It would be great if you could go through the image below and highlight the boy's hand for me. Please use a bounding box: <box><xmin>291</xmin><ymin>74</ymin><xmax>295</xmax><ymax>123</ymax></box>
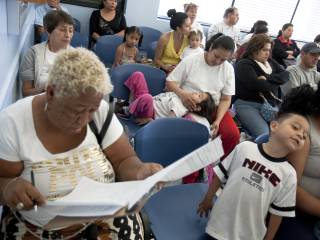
<box><xmin>197</xmin><ymin>196</ymin><xmax>213</xmax><ymax>218</ymax></box>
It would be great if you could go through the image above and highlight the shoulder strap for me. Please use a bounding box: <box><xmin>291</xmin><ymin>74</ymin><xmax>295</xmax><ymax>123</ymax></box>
<box><xmin>89</xmin><ymin>103</ymin><xmax>114</xmax><ymax>146</ymax></box>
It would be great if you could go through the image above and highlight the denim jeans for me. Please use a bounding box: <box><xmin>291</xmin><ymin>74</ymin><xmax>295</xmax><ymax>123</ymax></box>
<box><xmin>234</xmin><ymin>99</ymin><xmax>269</xmax><ymax>139</ymax></box>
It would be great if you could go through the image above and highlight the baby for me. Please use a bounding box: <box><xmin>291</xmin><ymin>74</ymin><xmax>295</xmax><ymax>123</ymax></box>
<box><xmin>180</xmin><ymin>29</ymin><xmax>204</xmax><ymax>59</ymax></box>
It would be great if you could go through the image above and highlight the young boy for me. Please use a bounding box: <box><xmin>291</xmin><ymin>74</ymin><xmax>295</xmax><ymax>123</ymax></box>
<box><xmin>197</xmin><ymin>111</ymin><xmax>310</xmax><ymax>240</ymax></box>
<box><xmin>180</xmin><ymin>29</ymin><xmax>204</xmax><ymax>59</ymax></box>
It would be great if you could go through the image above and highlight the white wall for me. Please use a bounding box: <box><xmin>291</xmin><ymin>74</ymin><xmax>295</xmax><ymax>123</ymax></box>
<box><xmin>0</xmin><ymin>1</ymin><xmax>35</xmax><ymax>110</ymax></box>
<box><xmin>63</xmin><ymin>3</ymin><xmax>94</xmax><ymax>37</ymax></box>
<box><xmin>0</xmin><ymin>0</ymin><xmax>180</xmax><ymax>109</ymax></box>
<box><xmin>125</xmin><ymin>0</ymin><xmax>170</xmax><ymax>32</ymax></box>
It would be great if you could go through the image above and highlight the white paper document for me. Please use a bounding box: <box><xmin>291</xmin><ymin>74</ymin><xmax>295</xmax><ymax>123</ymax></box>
<box><xmin>43</xmin><ymin>137</ymin><xmax>224</xmax><ymax>221</ymax></box>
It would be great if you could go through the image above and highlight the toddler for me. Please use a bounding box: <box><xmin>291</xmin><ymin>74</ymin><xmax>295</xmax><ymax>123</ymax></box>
<box><xmin>180</xmin><ymin>29</ymin><xmax>204</xmax><ymax>59</ymax></box>
<box><xmin>113</xmin><ymin>26</ymin><xmax>143</xmax><ymax>67</ymax></box>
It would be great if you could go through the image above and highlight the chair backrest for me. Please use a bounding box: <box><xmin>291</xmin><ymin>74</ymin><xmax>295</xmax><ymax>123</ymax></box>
<box><xmin>95</xmin><ymin>35</ymin><xmax>123</xmax><ymax>67</ymax></box>
<box><xmin>139</xmin><ymin>26</ymin><xmax>162</xmax><ymax>52</ymax></box>
<box><xmin>254</xmin><ymin>133</ymin><xmax>269</xmax><ymax>144</ymax></box>
<box><xmin>134</xmin><ymin>118</ymin><xmax>209</xmax><ymax>167</ymax></box>
<box><xmin>70</xmin><ymin>32</ymin><xmax>89</xmax><ymax>48</ymax></box>
<box><xmin>147</xmin><ymin>41</ymin><xmax>158</xmax><ymax>60</ymax></box>
<box><xmin>39</xmin><ymin>32</ymin><xmax>89</xmax><ymax>48</ymax></box>
<box><xmin>110</xmin><ymin>64</ymin><xmax>166</xmax><ymax>100</ymax></box>
<box><xmin>73</xmin><ymin>17</ymin><xmax>81</xmax><ymax>33</ymax></box>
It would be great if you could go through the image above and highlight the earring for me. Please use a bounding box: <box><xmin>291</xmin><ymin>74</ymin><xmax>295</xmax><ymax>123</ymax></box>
<box><xmin>44</xmin><ymin>102</ymin><xmax>48</xmax><ymax>112</ymax></box>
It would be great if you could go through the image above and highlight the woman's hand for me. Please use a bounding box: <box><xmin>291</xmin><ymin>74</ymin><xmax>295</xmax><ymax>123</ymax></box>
<box><xmin>197</xmin><ymin>195</ymin><xmax>213</xmax><ymax>218</ymax></box>
<box><xmin>162</xmin><ymin>64</ymin><xmax>176</xmax><ymax>73</ymax></box>
<box><xmin>211</xmin><ymin>120</ymin><xmax>221</xmax><ymax>138</ymax></box>
<box><xmin>135</xmin><ymin>163</ymin><xmax>163</xmax><ymax>180</ymax></box>
<box><xmin>180</xmin><ymin>92</ymin><xmax>198</xmax><ymax>111</ymax></box>
<box><xmin>3</xmin><ymin>178</ymin><xmax>45</xmax><ymax>210</ymax></box>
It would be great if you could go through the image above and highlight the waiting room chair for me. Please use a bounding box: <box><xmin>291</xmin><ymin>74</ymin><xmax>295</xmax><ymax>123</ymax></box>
<box><xmin>139</xmin><ymin>27</ymin><xmax>162</xmax><ymax>58</ymax></box>
<box><xmin>70</xmin><ymin>32</ymin><xmax>89</xmax><ymax>48</ymax></box>
<box><xmin>134</xmin><ymin>118</ymin><xmax>210</xmax><ymax>240</ymax></box>
<box><xmin>146</xmin><ymin>41</ymin><xmax>158</xmax><ymax>60</ymax></box>
<box><xmin>134</xmin><ymin>118</ymin><xmax>209</xmax><ymax>166</ymax></box>
<box><xmin>110</xmin><ymin>64</ymin><xmax>166</xmax><ymax>139</ymax></box>
<box><xmin>39</xmin><ymin>32</ymin><xmax>89</xmax><ymax>48</ymax></box>
<box><xmin>254</xmin><ymin>133</ymin><xmax>269</xmax><ymax>144</ymax></box>
<box><xmin>73</xmin><ymin>17</ymin><xmax>81</xmax><ymax>33</ymax></box>
<box><xmin>95</xmin><ymin>35</ymin><xmax>123</xmax><ymax>67</ymax></box>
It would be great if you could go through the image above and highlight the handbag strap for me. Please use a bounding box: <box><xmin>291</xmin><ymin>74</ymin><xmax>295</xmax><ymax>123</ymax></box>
<box><xmin>259</xmin><ymin>91</ymin><xmax>283</xmax><ymax>103</ymax></box>
<box><xmin>89</xmin><ymin>103</ymin><xmax>114</xmax><ymax>146</ymax></box>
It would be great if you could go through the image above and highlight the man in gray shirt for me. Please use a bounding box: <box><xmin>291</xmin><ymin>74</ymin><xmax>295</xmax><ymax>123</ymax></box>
<box><xmin>282</xmin><ymin>42</ymin><xmax>320</xmax><ymax>95</ymax></box>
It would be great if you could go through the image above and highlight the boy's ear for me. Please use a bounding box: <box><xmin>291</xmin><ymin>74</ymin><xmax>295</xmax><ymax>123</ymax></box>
<box><xmin>269</xmin><ymin>120</ymin><xmax>279</xmax><ymax>133</ymax></box>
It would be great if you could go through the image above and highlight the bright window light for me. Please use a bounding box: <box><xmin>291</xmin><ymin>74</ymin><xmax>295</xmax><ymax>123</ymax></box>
<box><xmin>234</xmin><ymin>0</ymin><xmax>298</xmax><ymax>36</ymax></box>
<box><xmin>157</xmin><ymin>0</ymin><xmax>316</xmax><ymax>42</ymax></box>
<box><xmin>292</xmin><ymin>0</ymin><xmax>320</xmax><ymax>42</ymax></box>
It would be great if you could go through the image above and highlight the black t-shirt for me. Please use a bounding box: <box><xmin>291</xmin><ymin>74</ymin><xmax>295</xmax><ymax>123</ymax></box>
<box><xmin>89</xmin><ymin>9</ymin><xmax>126</xmax><ymax>41</ymax></box>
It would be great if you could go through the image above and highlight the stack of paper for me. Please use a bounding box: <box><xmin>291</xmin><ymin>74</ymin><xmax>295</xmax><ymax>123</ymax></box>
<box><xmin>41</xmin><ymin>137</ymin><xmax>224</xmax><ymax>228</ymax></box>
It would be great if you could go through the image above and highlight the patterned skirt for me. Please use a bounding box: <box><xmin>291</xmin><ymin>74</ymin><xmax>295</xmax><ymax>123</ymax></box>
<box><xmin>0</xmin><ymin>208</ymin><xmax>144</xmax><ymax>240</ymax></box>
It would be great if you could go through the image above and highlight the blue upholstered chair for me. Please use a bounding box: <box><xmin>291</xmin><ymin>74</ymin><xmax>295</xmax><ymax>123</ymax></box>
<box><xmin>139</xmin><ymin>26</ymin><xmax>162</xmax><ymax>58</ymax></box>
<box><xmin>95</xmin><ymin>35</ymin><xmax>123</xmax><ymax>67</ymax></box>
<box><xmin>72</xmin><ymin>17</ymin><xmax>81</xmax><ymax>33</ymax></box>
<box><xmin>146</xmin><ymin>41</ymin><xmax>158</xmax><ymax>60</ymax></box>
<box><xmin>134</xmin><ymin>118</ymin><xmax>209</xmax><ymax>166</ymax></box>
<box><xmin>134</xmin><ymin>118</ymin><xmax>210</xmax><ymax>240</ymax></box>
<box><xmin>254</xmin><ymin>133</ymin><xmax>269</xmax><ymax>144</ymax></box>
<box><xmin>39</xmin><ymin>31</ymin><xmax>89</xmax><ymax>48</ymax></box>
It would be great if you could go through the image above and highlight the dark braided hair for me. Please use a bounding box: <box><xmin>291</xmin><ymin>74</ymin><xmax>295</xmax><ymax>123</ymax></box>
<box><xmin>278</xmin><ymin>83</ymin><xmax>320</xmax><ymax>120</ymax></box>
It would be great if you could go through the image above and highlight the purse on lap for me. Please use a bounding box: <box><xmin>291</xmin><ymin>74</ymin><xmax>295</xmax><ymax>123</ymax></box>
<box><xmin>259</xmin><ymin>92</ymin><xmax>283</xmax><ymax>122</ymax></box>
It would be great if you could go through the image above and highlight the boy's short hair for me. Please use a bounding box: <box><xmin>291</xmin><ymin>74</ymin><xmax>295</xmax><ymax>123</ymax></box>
<box><xmin>278</xmin><ymin>84</ymin><xmax>320</xmax><ymax>120</ymax></box>
<box><xmin>44</xmin><ymin>10</ymin><xmax>74</xmax><ymax>33</ymax></box>
<box><xmin>194</xmin><ymin>93</ymin><xmax>216</xmax><ymax>124</ymax></box>
<box><xmin>189</xmin><ymin>29</ymin><xmax>203</xmax><ymax>40</ymax></box>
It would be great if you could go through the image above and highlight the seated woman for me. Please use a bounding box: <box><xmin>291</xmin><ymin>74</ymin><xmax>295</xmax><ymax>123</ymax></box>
<box><xmin>34</xmin><ymin>0</ymin><xmax>70</xmax><ymax>43</ymax></box>
<box><xmin>21</xmin><ymin>10</ymin><xmax>73</xmax><ymax>97</ymax></box>
<box><xmin>272</xmin><ymin>23</ymin><xmax>300</xmax><ymax>68</ymax></box>
<box><xmin>184</xmin><ymin>2</ymin><xmax>206</xmax><ymax>47</ymax></box>
<box><xmin>0</xmin><ymin>48</ymin><xmax>161</xmax><ymax>239</ymax></box>
<box><xmin>154</xmin><ymin>9</ymin><xmax>191</xmax><ymax>73</ymax></box>
<box><xmin>234</xmin><ymin>34</ymin><xmax>289</xmax><ymax>138</ymax></box>
<box><xmin>89</xmin><ymin>0</ymin><xmax>126</xmax><ymax>47</ymax></box>
<box><xmin>274</xmin><ymin>83</ymin><xmax>320</xmax><ymax>240</ymax></box>
<box><xmin>166</xmin><ymin>33</ymin><xmax>240</xmax><ymax>160</ymax></box>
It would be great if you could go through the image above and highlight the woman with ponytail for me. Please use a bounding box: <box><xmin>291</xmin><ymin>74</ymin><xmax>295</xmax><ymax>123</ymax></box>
<box><xmin>276</xmin><ymin>83</ymin><xmax>320</xmax><ymax>240</ymax></box>
<box><xmin>154</xmin><ymin>9</ymin><xmax>191</xmax><ymax>73</ymax></box>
